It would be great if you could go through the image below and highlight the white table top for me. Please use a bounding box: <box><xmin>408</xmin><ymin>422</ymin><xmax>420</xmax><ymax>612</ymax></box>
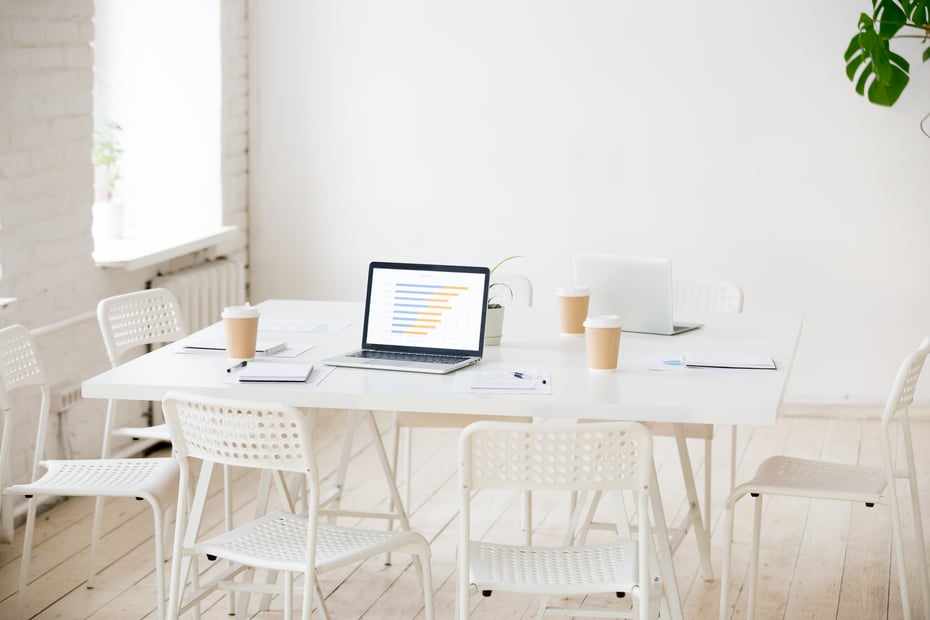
<box><xmin>82</xmin><ymin>299</ymin><xmax>802</xmax><ymax>426</ymax></box>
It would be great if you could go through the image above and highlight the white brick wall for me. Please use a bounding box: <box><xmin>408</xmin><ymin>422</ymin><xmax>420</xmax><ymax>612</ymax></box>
<box><xmin>0</xmin><ymin>1</ymin><xmax>250</xmax><ymax>521</ymax></box>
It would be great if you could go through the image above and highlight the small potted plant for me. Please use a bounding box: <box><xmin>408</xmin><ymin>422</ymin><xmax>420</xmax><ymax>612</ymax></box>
<box><xmin>485</xmin><ymin>255</ymin><xmax>527</xmax><ymax>345</ymax></box>
<box><xmin>92</xmin><ymin>122</ymin><xmax>124</xmax><ymax>240</ymax></box>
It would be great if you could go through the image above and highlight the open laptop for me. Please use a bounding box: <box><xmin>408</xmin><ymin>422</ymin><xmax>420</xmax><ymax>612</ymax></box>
<box><xmin>323</xmin><ymin>262</ymin><xmax>490</xmax><ymax>374</ymax></box>
<box><xmin>573</xmin><ymin>253</ymin><xmax>701</xmax><ymax>335</ymax></box>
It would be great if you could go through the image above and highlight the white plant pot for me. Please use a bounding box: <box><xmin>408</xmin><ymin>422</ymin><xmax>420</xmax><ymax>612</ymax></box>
<box><xmin>92</xmin><ymin>200</ymin><xmax>124</xmax><ymax>240</ymax></box>
<box><xmin>484</xmin><ymin>305</ymin><xmax>505</xmax><ymax>346</ymax></box>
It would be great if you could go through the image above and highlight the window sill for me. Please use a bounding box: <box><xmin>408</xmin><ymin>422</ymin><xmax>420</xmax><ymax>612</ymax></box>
<box><xmin>92</xmin><ymin>225</ymin><xmax>240</xmax><ymax>271</ymax></box>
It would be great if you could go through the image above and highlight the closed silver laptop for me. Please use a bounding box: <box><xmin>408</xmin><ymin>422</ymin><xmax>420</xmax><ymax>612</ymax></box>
<box><xmin>573</xmin><ymin>253</ymin><xmax>701</xmax><ymax>336</ymax></box>
<box><xmin>323</xmin><ymin>262</ymin><xmax>490</xmax><ymax>374</ymax></box>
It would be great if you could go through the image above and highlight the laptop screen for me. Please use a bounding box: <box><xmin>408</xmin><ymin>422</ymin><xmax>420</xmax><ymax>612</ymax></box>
<box><xmin>361</xmin><ymin>262</ymin><xmax>490</xmax><ymax>356</ymax></box>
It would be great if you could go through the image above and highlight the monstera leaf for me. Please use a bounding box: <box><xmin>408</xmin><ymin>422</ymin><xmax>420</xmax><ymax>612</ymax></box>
<box><xmin>844</xmin><ymin>0</ymin><xmax>930</xmax><ymax>107</ymax></box>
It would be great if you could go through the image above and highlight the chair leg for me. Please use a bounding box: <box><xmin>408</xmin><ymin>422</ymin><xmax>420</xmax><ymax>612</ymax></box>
<box><xmin>283</xmin><ymin>570</ymin><xmax>293</xmax><ymax>620</ymax></box>
<box><xmin>151</xmin><ymin>502</ymin><xmax>168</xmax><ymax>620</ymax></box>
<box><xmin>416</xmin><ymin>543</ymin><xmax>436</xmax><ymax>620</ymax></box>
<box><xmin>747</xmin><ymin>494</ymin><xmax>763</xmax><ymax>620</ymax></box>
<box><xmin>386</xmin><ymin>418</ymin><xmax>403</xmax><ymax>566</ymax></box>
<box><xmin>704</xmin><ymin>436</ymin><xmax>712</xmax><ymax>533</ymax></box>
<box><xmin>729</xmin><ymin>426</ymin><xmax>738</xmax><ymax>495</ymax></box>
<box><xmin>901</xmin><ymin>414</ymin><xmax>930</xmax><ymax>617</ymax></box>
<box><xmin>16</xmin><ymin>497</ymin><xmax>38</xmax><ymax>619</ymax></box>
<box><xmin>719</xmin><ymin>500</ymin><xmax>736</xmax><ymax>620</ymax></box>
<box><xmin>89</xmin><ymin>495</ymin><xmax>105</xmax><ymax>588</ymax></box>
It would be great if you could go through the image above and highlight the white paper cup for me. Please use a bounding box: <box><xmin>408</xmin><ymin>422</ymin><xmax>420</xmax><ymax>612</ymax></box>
<box><xmin>555</xmin><ymin>286</ymin><xmax>590</xmax><ymax>335</ymax></box>
<box><xmin>222</xmin><ymin>304</ymin><xmax>259</xmax><ymax>361</ymax></box>
<box><xmin>583</xmin><ymin>314</ymin><xmax>622</xmax><ymax>371</ymax></box>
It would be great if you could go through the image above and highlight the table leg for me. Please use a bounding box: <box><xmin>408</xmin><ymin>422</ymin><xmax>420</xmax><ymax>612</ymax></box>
<box><xmin>673</xmin><ymin>425</ymin><xmax>715</xmax><ymax>581</ymax></box>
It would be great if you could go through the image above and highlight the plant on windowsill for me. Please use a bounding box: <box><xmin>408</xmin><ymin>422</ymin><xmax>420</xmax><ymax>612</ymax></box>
<box><xmin>92</xmin><ymin>122</ymin><xmax>125</xmax><ymax>240</ymax></box>
<box><xmin>484</xmin><ymin>255</ymin><xmax>527</xmax><ymax>346</ymax></box>
<box><xmin>844</xmin><ymin>1</ymin><xmax>930</xmax><ymax>136</ymax></box>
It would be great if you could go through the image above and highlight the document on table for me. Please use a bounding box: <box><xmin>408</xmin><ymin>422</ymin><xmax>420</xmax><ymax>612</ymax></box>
<box><xmin>182</xmin><ymin>338</ymin><xmax>288</xmax><ymax>355</ymax></box>
<box><xmin>681</xmin><ymin>353</ymin><xmax>777</xmax><ymax>370</ymax></box>
<box><xmin>454</xmin><ymin>369</ymin><xmax>552</xmax><ymax>394</ymax></box>
<box><xmin>237</xmin><ymin>361</ymin><xmax>314</xmax><ymax>382</ymax></box>
<box><xmin>223</xmin><ymin>361</ymin><xmax>334</xmax><ymax>385</ymax></box>
<box><xmin>648</xmin><ymin>354</ymin><xmax>777</xmax><ymax>371</ymax></box>
<box><xmin>259</xmin><ymin>318</ymin><xmax>352</xmax><ymax>333</ymax></box>
<box><xmin>179</xmin><ymin>339</ymin><xmax>314</xmax><ymax>358</ymax></box>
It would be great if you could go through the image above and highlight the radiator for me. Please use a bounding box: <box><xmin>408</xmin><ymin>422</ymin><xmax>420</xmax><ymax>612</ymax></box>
<box><xmin>151</xmin><ymin>260</ymin><xmax>246</xmax><ymax>331</ymax></box>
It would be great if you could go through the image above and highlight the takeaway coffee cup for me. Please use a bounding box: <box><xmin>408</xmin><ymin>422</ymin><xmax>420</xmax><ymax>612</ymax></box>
<box><xmin>583</xmin><ymin>314</ymin><xmax>622</xmax><ymax>371</ymax></box>
<box><xmin>222</xmin><ymin>304</ymin><xmax>260</xmax><ymax>361</ymax></box>
<box><xmin>555</xmin><ymin>286</ymin><xmax>590</xmax><ymax>335</ymax></box>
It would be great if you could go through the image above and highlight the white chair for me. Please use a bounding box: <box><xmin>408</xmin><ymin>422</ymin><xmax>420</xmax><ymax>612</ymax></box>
<box><xmin>162</xmin><ymin>391</ymin><xmax>435</xmax><ymax>620</ymax></box>
<box><xmin>457</xmin><ymin>420</ymin><xmax>672</xmax><ymax>620</ymax></box>
<box><xmin>719</xmin><ymin>337</ymin><xmax>930</xmax><ymax>620</ymax></box>
<box><xmin>97</xmin><ymin>287</ymin><xmax>189</xmax><ymax>455</ymax></box>
<box><xmin>569</xmin><ymin>279</ymin><xmax>743</xmax><ymax>581</ymax></box>
<box><xmin>0</xmin><ymin>324</ymin><xmax>179</xmax><ymax>620</ymax></box>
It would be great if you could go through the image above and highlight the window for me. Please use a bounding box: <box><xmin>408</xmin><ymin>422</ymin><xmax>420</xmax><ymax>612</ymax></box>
<box><xmin>93</xmin><ymin>1</ymin><xmax>222</xmax><ymax>239</ymax></box>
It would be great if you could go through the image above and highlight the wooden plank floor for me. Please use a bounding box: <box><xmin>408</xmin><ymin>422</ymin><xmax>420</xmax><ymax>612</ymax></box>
<box><xmin>1</xmin><ymin>409</ymin><xmax>928</xmax><ymax>619</ymax></box>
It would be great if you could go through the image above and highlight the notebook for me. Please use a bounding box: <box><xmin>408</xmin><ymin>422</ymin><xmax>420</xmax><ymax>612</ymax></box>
<box><xmin>237</xmin><ymin>361</ymin><xmax>314</xmax><ymax>382</ymax></box>
<box><xmin>573</xmin><ymin>253</ymin><xmax>701</xmax><ymax>336</ymax></box>
<box><xmin>322</xmin><ymin>261</ymin><xmax>490</xmax><ymax>374</ymax></box>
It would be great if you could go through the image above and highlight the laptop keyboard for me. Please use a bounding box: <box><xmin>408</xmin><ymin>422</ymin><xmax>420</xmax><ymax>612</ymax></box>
<box><xmin>349</xmin><ymin>350</ymin><xmax>469</xmax><ymax>365</ymax></box>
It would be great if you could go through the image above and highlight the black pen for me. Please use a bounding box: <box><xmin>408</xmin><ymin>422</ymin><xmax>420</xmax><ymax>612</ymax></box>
<box><xmin>227</xmin><ymin>360</ymin><xmax>248</xmax><ymax>373</ymax></box>
<box><xmin>513</xmin><ymin>371</ymin><xmax>547</xmax><ymax>384</ymax></box>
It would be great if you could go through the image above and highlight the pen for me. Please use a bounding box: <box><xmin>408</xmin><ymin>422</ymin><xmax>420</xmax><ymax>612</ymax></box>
<box><xmin>513</xmin><ymin>371</ymin><xmax>547</xmax><ymax>384</ymax></box>
<box><xmin>227</xmin><ymin>360</ymin><xmax>248</xmax><ymax>373</ymax></box>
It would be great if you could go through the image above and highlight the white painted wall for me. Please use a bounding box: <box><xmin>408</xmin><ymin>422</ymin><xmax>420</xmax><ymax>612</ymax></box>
<box><xmin>249</xmin><ymin>1</ymin><xmax>930</xmax><ymax>403</ymax></box>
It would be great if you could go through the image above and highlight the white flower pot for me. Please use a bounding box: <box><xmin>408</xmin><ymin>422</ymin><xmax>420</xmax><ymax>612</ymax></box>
<box><xmin>484</xmin><ymin>306</ymin><xmax>505</xmax><ymax>346</ymax></box>
<box><xmin>92</xmin><ymin>200</ymin><xmax>124</xmax><ymax>240</ymax></box>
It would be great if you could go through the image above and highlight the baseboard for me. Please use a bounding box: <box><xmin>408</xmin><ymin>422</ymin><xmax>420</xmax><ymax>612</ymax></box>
<box><xmin>781</xmin><ymin>402</ymin><xmax>930</xmax><ymax>420</ymax></box>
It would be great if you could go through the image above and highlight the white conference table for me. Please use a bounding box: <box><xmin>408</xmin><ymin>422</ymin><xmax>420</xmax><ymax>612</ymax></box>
<box><xmin>81</xmin><ymin>299</ymin><xmax>801</xmax><ymax>619</ymax></box>
<box><xmin>82</xmin><ymin>299</ymin><xmax>801</xmax><ymax>426</ymax></box>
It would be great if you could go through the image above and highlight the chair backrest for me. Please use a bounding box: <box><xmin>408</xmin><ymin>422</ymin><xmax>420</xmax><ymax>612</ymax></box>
<box><xmin>882</xmin><ymin>337</ymin><xmax>930</xmax><ymax>425</ymax></box>
<box><xmin>162</xmin><ymin>391</ymin><xmax>317</xmax><ymax>478</ymax></box>
<box><xmin>0</xmin><ymin>325</ymin><xmax>51</xmax><ymax>481</ymax></box>
<box><xmin>672</xmin><ymin>279</ymin><xmax>743</xmax><ymax>315</ymax></box>
<box><xmin>97</xmin><ymin>288</ymin><xmax>189</xmax><ymax>367</ymax></box>
<box><xmin>460</xmin><ymin>420</ymin><xmax>652</xmax><ymax>493</ymax></box>
<box><xmin>490</xmin><ymin>273</ymin><xmax>533</xmax><ymax>308</ymax></box>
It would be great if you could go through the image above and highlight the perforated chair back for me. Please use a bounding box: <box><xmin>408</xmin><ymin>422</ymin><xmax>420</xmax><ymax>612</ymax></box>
<box><xmin>97</xmin><ymin>288</ymin><xmax>189</xmax><ymax>367</ymax></box>
<box><xmin>0</xmin><ymin>325</ymin><xmax>51</xmax><ymax>480</ymax></box>
<box><xmin>672</xmin><ymin>279</ymin><xmax>743</xmax><ymax>314</ymax></box>
<box><xmin>461</xmin><ymin>421</ymin><xmax>651</xmax><ymax>493</ymax></box>
<box><xmin>883</xmin><ymin>336</ymin><xmax>930</xmax><ymax>424</ymax></box>
<box><xmin>0</xmin><ymin>324</ymin><xmax>49</xmax><ymax>409</ymax></box>
<box><xmin>162</xmin><ymin>392</ymin><xmax>317</xmax><ymax>478</ymax></box>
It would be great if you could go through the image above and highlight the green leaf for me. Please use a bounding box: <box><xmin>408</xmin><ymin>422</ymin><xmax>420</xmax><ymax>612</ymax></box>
<box><xmin>873</xmin><ymin>0</ymin><xmax>907</xmax><ymax>37</ymax></box>
<box><xmin>868</xmin><ymin>62</ymin><xmax>909</xmax><ymax>105</ymax></box>
<box><xmin>846</xmin><ymin>13</ymin><xmax>911</xmax><ymax>106</ymax></box>
<box><xmin>923</xmin><ymin>45</ymin><xmax>930</xmax><ymax>62</ymax></box>
<box><xmin>907</xmin><ymin>0</ymin><xmax>930</xmax><ymax>25</ymax></box>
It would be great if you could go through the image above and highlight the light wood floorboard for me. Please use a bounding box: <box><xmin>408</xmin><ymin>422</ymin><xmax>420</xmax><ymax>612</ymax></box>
<box><xmin>1</xmin><ymin>409</ymin><xmax>928</xmax><ymax>619</ymax></box>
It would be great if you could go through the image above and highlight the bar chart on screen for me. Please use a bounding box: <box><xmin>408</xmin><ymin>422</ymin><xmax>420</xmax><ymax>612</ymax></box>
<box><xmin>367</xmin><ymin>267</ymin><xmax>486</xmax><ymax>350</ymax></box>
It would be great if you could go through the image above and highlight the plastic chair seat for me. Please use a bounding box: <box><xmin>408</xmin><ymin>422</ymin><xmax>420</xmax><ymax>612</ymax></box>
<box><xmin>6</xmin><ymin>458</ymin><xmax>179</xmax><ymax>506</ymax></box>
<box><xmin>469</xmin><ymin>540</ymin><xmax>637</xmax><ymax>595</ymax></box>
<box><xmin>737</xmin><ymin>455</ymin><xmax>886</xmax><ymax>504</ymax></box>
<box><xmin>195</xmin><ymin>510</ymin><xmax>431</xmax><ymax>574</ymax></box>
<box><xmin>112</xmin><ymin>423</ymin><xmax>170</xmax><ymax>441</ymax></box>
